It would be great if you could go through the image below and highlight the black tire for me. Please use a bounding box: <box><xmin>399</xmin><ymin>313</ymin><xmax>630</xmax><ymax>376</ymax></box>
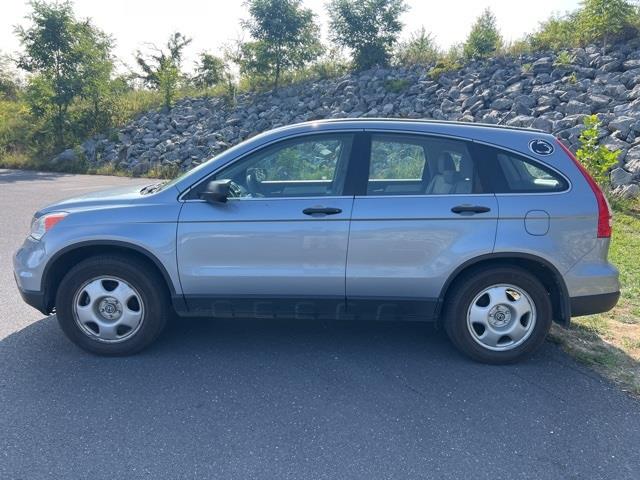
<box><xmin>444</xmin><ymin>266</ymin><xmax>552</xmax><ymax>364</ymax></box>
<box><xmin>55</xmin><ymin>255</ymin><xmax>170</xmax><ymax>356</ymax></box>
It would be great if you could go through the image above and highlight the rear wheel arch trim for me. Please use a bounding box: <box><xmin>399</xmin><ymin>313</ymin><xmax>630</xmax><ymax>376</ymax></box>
<box><xmin>42</xmin><ymin>240</ymin><xmax>180</xmax><ymax>310</ymax></box>
<box><xmin>436</xmin><ymin>252</ymin><xmax>570</xmax><ymax>324</ymax></box>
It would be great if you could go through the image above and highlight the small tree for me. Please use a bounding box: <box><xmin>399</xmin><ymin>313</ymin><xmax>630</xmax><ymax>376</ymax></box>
<box><xmin>219</xmin><ymin>37</ymin><xmax>245</xmax><ymax>103</ymax></box>
<box><xmin>15</xmin><ymin>0</ymin><xmax>115</xmax><ymax>148</ymax></box>
<box><xmin>576</xmin><ymin>115</ymin><xmax>620</xmax><ymax>186</ymax></box>
<box><xmin>462</xmin><ymin>8</ymin><xmax>503</xmax><ymax>60</ymax></box>
<box><xmin>240</xmin><ymin>0</ymin><xmax>322</xmax><ymax>88</ymax></box>
<box><xmin>135</xmin><ymin>32</ymin><xmax>192</xmax><ymax>108</ymax></box>
<box><xmin>327</xmin><ymin>0</ymin><xmax>408</xmax><ymax>70</ymax></box>
<box><xmin>193</xmin><ymin>52</ymin><xmax>225</xmax><ymax>89</ymax></box>
<box><xmin>135</xmin><ymin>32</ymin><xmax>191</xmax><ymax>88</ymax></box>
<box><xmin>579</xmin><ymin>0</ymin><xmax>635</xmax><ymax>51</ymax></box>
<box><xmin>395</xmin><ymin>27</ymin><xmax>439</xmax><ymax>66</ymax></box>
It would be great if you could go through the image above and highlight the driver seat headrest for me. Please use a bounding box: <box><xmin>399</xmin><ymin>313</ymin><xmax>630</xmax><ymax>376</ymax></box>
<box><xmin>438</xmin><ymin>152</ymin><xmax>456</xmax><ymax>172</ymax></box>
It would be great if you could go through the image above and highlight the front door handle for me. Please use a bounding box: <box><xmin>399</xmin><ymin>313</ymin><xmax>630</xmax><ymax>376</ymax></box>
<box><xmin>303</xmin><ymin>207</ymin><xmax>343</xmax><ymax>216</ymax></box>
<box><xmin>451</xmin><ymin>205</ymin><xmax>491</xmax><ymax>214</ymax></box>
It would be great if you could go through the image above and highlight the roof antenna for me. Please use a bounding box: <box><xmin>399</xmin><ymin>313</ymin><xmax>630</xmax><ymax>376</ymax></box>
<box><xmin>497</xmin><ymin>111</ymin><xmax>514</xmax><ymax>126</ymax></box>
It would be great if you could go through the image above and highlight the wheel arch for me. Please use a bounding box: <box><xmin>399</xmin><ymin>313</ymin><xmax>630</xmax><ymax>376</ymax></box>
<box><xmin>435</xmin><ymin>253</ymin><xmax>570</xmax><ymax>326</ymax></box>
<box><xmin>42</xmin><ymin>240</ymin><xmax>183</xmax><ymax>314</ymax></box>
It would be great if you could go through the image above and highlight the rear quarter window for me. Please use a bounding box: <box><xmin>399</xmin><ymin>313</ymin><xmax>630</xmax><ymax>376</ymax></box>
<box><xmin>492</xmin><ymin>151</ymin><xmax>568</xmax><ymax>193</ymax></box>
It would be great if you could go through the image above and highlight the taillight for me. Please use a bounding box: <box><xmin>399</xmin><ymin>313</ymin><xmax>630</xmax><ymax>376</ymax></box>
<box><xmin>556</xmin><ymin>139</ymin><xmax>612</xmax><ymax>238</ymax></box>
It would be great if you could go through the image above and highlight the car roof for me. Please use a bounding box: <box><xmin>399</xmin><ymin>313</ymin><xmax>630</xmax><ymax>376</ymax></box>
<box><xmin>262</xmin><ymin>118</ymin><xmax>551</xmax><ymax>143</ymax></box>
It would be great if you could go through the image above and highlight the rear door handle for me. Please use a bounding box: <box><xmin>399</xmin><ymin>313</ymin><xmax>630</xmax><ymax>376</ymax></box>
<box><xmin>303</xmin><ymin>207</ymin><xmax>343</xmax><ymax>216</ymax></box>
<box><xmin>451</xmin><ymin>205</ymin><xmax>491</xmax><ymax>214</ymax></box>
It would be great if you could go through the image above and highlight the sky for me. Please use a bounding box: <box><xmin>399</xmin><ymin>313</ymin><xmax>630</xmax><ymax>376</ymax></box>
<box><xmin>1</xmin><ymin>0</ymin><xmax>581</xmax><ymax>72</ymax></box>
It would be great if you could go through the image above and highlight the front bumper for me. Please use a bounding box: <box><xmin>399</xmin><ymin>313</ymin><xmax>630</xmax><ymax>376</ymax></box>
<box><xmin>570</xmin><ymin>291</ymin><xmax>620</xmax><ymax>317</ymax></box>
<box><xmin>13</xmin><ymin>236</ymin><xmax>50</xmax><ymax>314</ymax></box>
<box><xmin>15</xmin><ymin>281</ymin><xmax>48</xmax><ymax>315</ymax></box>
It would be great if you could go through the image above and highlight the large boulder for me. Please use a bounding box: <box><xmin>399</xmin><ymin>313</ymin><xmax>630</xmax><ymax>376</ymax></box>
<box><xmin>51</xmin><ymin>148</ymin><xmax>78</xmax><ymax>165</ymax></box>
<box><xmin>611</xmin><ymin>167</ymin><xmax>634</xmax><ymax>187</ymax></box>
<box><xmin>532</xmin><ymin>57</ymin><xmax>553</xmax><ymax>74</ymax></box>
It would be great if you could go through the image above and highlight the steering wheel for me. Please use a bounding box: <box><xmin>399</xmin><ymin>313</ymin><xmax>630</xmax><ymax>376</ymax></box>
<box><xmin>227</xmin><ymin>180</ymin><xmax>247</xmax><ymax>198</ymax></box>
<box><xmin>246</xmin><ymin>168</ymin><xmax>266</xmax><ymax>197</ymax></box>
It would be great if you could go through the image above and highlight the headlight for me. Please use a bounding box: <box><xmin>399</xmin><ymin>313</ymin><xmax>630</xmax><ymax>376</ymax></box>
<box><xmin>30</xmin><ymin>212</ymin><xmax>68</xmax><ymax>240</ymax></box>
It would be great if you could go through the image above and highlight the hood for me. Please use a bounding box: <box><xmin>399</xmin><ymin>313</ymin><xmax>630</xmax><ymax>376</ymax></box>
<box><xmin>38</xmin><ymin>183</ymin><xmax>152</xmax><ymax>215</ymax></box>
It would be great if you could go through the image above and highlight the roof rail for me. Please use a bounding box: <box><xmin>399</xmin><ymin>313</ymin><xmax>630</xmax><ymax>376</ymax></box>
<box><xmin>303</xmin><ymin>117</ymin><xmax>545</xmax><ymax>134</ymax></box>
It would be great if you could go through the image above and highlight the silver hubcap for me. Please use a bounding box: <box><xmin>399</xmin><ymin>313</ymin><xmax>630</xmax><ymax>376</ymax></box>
<box><xmin>466</xmin><ymin>284</ymin><xmax>536</xmax><ymax>351</ymax></box>
<box><xmin>73</xmin><ymin>276</ymin><xmax>144</xmax><ymax>343</ymax></box>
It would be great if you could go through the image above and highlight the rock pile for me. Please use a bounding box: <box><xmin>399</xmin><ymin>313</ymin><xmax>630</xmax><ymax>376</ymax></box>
<box><xmin>54</xmin><ymin>40</ymin><xmax>640</xmax><ymax>197</ymax></box>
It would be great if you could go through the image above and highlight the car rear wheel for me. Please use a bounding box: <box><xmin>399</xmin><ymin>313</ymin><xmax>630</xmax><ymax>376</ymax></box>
<box><xmin>444</xmin><ymin>267</ymin><xmax>552</xmax><ymax>364</ymax></box>
<box><xmin>56</xmin><ymin>255</ymin><xmax>169</xmax><ymax>355</ymax></box>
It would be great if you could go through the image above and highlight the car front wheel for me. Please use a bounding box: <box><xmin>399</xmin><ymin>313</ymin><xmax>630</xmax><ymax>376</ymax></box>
<box><xmin>444</xmin><ymin>266</ymin><xmax>552</xmax><ymax>364</ymax></box>
<box><xmin>56</xmin><ymin>255</ymin><xmax>169</xmax><ymax>355</ymax></box>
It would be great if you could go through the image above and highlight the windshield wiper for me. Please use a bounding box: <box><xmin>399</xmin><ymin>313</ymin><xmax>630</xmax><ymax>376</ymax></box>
<box><xmin>140</xmin><ymin>182</ymin><xmax>165</xmax><ymax>195</ymax></box>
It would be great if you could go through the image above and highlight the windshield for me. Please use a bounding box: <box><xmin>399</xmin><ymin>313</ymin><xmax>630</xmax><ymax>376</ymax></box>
<box><xmin>157</xmin><ymin>160</ymin><xmax>211</xmax><ymax>192</ymax></box>
<box><xmin>155</xmin><ymin>130</ymin><xmax>283</xmax><ymax>193</ymax></box>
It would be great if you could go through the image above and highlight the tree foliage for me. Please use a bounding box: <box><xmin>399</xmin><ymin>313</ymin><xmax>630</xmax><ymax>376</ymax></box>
<box><xmin>327</xmin><ymin>0</ymin><xmax>408</xmax><ymax>70</ymax></box>
<box><xmin>526</xmin><ymin>1</ymin><xmax>639</xmax><ymax>52</ymax></box>
<box><xmin>15</xmin><ymin>0</ymin><xmax>114</xmax><ymax>148</ymax></box>
<box><xmin>463</xmin><ymin>8</ymin><xmax>503</xmax><ymax>60</ymax></box>
<box><xmin>193</xmin><ymin>52</ymin><xmax>226</xmax><ymax>88</ymax></box>
<box><xmin>579</xmin><ymin>0</ymin><xmax>636</xmax><ymax>50</ymax></box>
<box><xmin>240</xmin><ymin>0</ymin><xmax>322</xmax><ymax>88</ymax></box>
<box><xmin>0</xmin><ymin>53</ymin><xmax>22</xmax><ymax>101</ymax></box>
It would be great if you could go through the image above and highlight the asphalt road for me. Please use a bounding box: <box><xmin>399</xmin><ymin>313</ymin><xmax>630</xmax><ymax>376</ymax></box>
<box><xmin>1</xmin><ymin>168</ymin><xmax>639</xmax><ymax>479</ymax></box>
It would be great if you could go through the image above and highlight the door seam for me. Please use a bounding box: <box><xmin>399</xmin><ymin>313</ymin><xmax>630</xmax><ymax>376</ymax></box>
<box><xmin>344</xmin><ymin>196</ymin><xmax>356</xmax><ymax>311</ymax></box>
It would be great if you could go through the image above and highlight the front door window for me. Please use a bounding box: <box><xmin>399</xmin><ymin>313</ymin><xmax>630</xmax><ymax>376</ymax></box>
<box><xmin>210</xmin><ymin>134</ymin><xmax>353</xmax><ymax>198</ymax></box>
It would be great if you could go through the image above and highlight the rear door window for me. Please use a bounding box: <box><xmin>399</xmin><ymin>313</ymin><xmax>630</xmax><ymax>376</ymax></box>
<box><xmin>366</xmin><ymin>134</ymin><xmax>481</xmax><ymax>196</ymax></box>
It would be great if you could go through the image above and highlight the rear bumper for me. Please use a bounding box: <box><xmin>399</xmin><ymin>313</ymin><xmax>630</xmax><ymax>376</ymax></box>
<box><xmin>570</xmin><ymin>291</ymin><xmax>620</xmax><ymax>317</ymax></box>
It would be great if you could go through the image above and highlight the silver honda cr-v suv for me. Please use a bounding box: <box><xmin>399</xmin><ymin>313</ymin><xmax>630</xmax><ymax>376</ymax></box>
<box><xmin>13</xmin><ymin>119</ymin><xmax>620</xmax><ymax>363</ymax></box>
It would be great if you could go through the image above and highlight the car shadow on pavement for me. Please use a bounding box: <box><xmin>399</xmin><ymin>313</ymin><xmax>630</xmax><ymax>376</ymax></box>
<box><xmin>2</xmin><ymin>315</ymin><xmax>640</xmax><ymax>479</ymax></box>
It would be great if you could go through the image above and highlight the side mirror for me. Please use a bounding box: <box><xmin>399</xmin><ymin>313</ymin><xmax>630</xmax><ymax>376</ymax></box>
<box><xmin>200</xmin><ymin>180</ymin><xmax>231</xmax><ymax>204</ymax></box>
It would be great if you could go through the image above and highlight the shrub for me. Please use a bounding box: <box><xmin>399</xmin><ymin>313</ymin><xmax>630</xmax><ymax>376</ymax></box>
<box><xmin>395</xmin><ymin>27</ymin><xmax>439</xmax><ymax>66</ymax></box>
<box><xmin>554</xmin><ymin>50</ymin><xmax>575</xmax><ymax>67</ymax></box>
<box><xmin>529</xmin><ymin>13</ymin><xmax>580</xmax><ymax>51</ymax></box>
<box><xmin>428</xmin><ymin>46</ymin><xmax>462</xmax><ymax>79</ymax></box>
<box><xmin>576</xmin><ymin>115</ymin><xmax>620</xmax><ymax>186</ymax></box>
<box><xmin>527</xmin><ymin>1</ymin><xmax>639</xmax><ymax>52</ymax></box>
<box><xmin>384</xmin><ymin>78</ymin><xmax>410</xmax><ymax>93</ymax></box>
